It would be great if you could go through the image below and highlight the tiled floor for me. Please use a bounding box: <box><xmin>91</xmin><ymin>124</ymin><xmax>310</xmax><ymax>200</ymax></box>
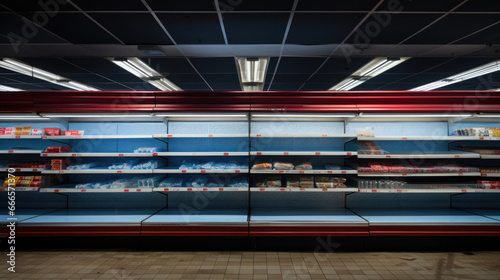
<box><xmin>2</xmin><ymin>251</ymin><xmax>500</xmax><ymax>280</ymax></box>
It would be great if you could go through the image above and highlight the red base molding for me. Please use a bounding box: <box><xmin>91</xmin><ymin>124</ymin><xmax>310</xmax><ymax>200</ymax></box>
<box><xmin>17</xmin><ymin>226</ymin><xmax>141</xmax><ymax>237</ymax></box>
<box><xmin>141</xmin><ymin>226</ymin><xmax>248</xmax><ymax>237</ymax></box>
<box><xmin>370</xmin><ymin>226</ymin><xmax>500</xmax><ymax>236</ymax></box>
<box><xmin>249</xmin><ymin>226</ymin><xmax>369</xmax><ymax>237</ymax></box>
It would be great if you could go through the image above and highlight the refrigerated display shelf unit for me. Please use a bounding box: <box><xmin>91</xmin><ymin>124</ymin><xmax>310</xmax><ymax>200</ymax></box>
<box><xmin>1</xmin><ymin>91</ymin><xmax>500</xmax><ymax>238</ymax></box>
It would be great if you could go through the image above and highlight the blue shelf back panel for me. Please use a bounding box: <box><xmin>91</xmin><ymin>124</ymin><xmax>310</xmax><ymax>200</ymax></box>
<box><xmin>251</xmin><ymin>192</ymin><xmax>345</xmax><ymax>210</ymax></box>
<box><xmin>67</xmin><ymin>192</ymin><xmax>166</xmax><ymax>209</ymax></box>
<box><xmin>167</xmin><ymin>192</ymin><xmax>249</xmax><ymax>210</ymax></box>
<box><xmin>347</xmin><ymin>122</ymin><xmax>448</xmax><ymax>137</ymax></box>
<box><xmin>347</xmin><ymin>193</ymin><xmax>451</xmax><ymax>209</ymax></box>
<box><xmin>453</xmin><ymin>194</ymin><xmax>500</xmax><ymax>209</ymax></box>
<box><xmin>0</xmin><ymin>192</ymin><xmax>67</xmax><ymax>209</ymax></box>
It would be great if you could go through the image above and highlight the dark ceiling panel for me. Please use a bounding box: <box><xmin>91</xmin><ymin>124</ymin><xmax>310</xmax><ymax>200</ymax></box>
<box><xmin>423</xmin><ymin>57</ymin><xmax>498</xmax><ymax>78</ymax></box>
<box><xmin>189</xmin><ymin>57</ymin><xmax>236</xmax><ymax>73</ymax></box>
<box><xmin>0</xmin><ymin>72</ymin><xmax>50</xmax><ymax>84</ymax></box>
<box><xmin>276</xmin><ymin>57</ymin><xmax>325</xmax><ymax>73</ymax></box>
<box><xmin>156</xmin><ymin>13</ymin><xmax>224</xmax><ymax>44</ymax></box>
<box><xmin>380</xmin><ymin>0</ymin><xmax>463</xmax><ymax>11</ymax></box>
<box><xmin>318</xmin><ymin>58</ymin><xmax>372</xmax><ymax>74</ymax></box>
<box><xmin>164</xmin><ymin>73</ymin><xmax>205</xmax><ymax>83</ymax></box>
<box><xmin>455</xmin><ymin>0</ymin><xmax>500</xmax><ymax>12</ymax></box>
<box><xmin>121</xmin><ymin>82</ymin><xmax>158</xmax><ymax>91</ymax></box>
<box><xmin>202</xmin><ymin>74</ymin><xmax>239</xmax><ymax>83</ymax></box>
<box><xmin>90</xmin><ymin>13</ymin><xmax>173</xmax><ymax>44</ymax></box>
<box><xmin>175</xmin><ymin>83</ymin><xmax>211</xmax><ymax>91</ymax></box>
<box><xmin>98</xmin><ymin>74</ymin><xmax>145</xmax><ymax>83</ymax></box>
<box><xmin>405</xmin><ymin>14</ymin><xmax>500</xmax><ymax>44</ymax></box>
<box><xmin>345</xmin><ymin>14</ymin><xmax>442</xmax><ymax>44</ymax></box>
<box><xmin>71</xmin><ymin>0</ymin><xmax>148</xmax><ymax>11</ymax></box>
<box><xmin>146</xmin><ymin>0</ymin><xmax>216</xmax><ymax>11</ymax></box>
<box><xmin>0</xmin><ymin>14</ymin><xmax>67</xmax><ymax>43</ymax></box>
<box><xmin>269</xmin><ymin>83</ymin><xmax>303</xmax><ymax>91</ymax></box>
<box><xmin>271</xmin><ymin>74</ymin><xmax>311</xmax><ymax>83</ymax></box>
<box><xmin>148</xmin><ymin>58</ymin><xmax>197</xmax><ymax>74</ymax></box>
<box><xmin>62</xmin><ymin>58</ymin><xmax>130</xmax><ymax>74</ymax></box>
<box><xmin>455</xmin><ymin>22</ymin><xmax>500</xmax><ymax>45</ymax></box>
<box><xmin>205</xmin><ymin>82</ymin><xmax>240</xmax><ymax>90</ymax></box>
<box><xmin>296</xmin><ymin>1</ymin><xmax>377</xmax><ymax>11</ymax></box>
<box><xmin>29</xmin><ymin>13</ymin><xmax>120</xmax><ymax>44</ymax></box>
<box><xmin>228</xmin><ymin>0</ymin><xmax>295</xmax><ymax>11</ymax></box>
<box><xmin>307</xmin><ymin>74</ymin><xmax>351</xmax><ymax>83</ymax></box>
<box><xmin>223</xmin><ymin>13</ymin><xmax>289</xmax><ymax>44</ymax></box>
<box><xmin>85</xmin><ymin>82</ymin><xmax>131</xmax><ymax>91</ymax></box>
<box><xmin>0</xmin><ymin>0</ymin><xmax>77</xmax><ymax>12</ymax></box>
<box><xmin>300</xmin><ymin>83</ymin><xmax>333</xmax><ymax>91</ymax></box>
<box><xmin>287</xmin><ymin>13</ymin><xmax>365</xmax><ymax>44</ymax></box>
<box><xmin>380</xmin><ymin>57</ymin><xmax>453</xmax><ymax>74</ymax></box>
<box><xmin>62</xmin><ymin>74</ymin><xmax>114</xmax><ymax>83</ymax></box>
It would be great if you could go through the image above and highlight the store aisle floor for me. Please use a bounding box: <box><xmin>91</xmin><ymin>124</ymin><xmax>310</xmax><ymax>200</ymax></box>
<box><xmin>1</xmin><ymin>251</ymin><xmax>500</xmax><ymax>280</ymax></box>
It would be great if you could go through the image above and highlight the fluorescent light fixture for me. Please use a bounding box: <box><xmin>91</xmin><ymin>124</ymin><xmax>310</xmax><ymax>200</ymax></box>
<box><xmin>329</xmin><ymin>57</ymin><xmax>410</xmax><ymax>91</ymax></box>
<box><xmin>252</xmin><ymin>114</ymin><xmax>358</xmax><ymax>118</ymax></box>
<box><xmin>154</xmin><ymin>113</ymin><xmax>248</xmax><ymax>118</ymax></box>
<box><xmin>410</xmin><ymin>59</ymin><xmax>500</xmax><ymax>91</ymax></box>
<box><xmin>357</xmin><ymin>113</ymin><xmax>472</xmax><ymax>118</ymax></box>
<box><xmin>236</xmin><ymin>57</ymin><xmax>269</xmax><ymax>91</ymax></box>
<box><xmin>41</xmin><ymin>113</ymin><xmax>153</xmax><ymax>118</ymax></box>
<box><xmin>0</xmin><ymin>85</ymin><xmax>22</xmax><ymax>91</ymax></box>
<box><xmin>110</xmin><ymin>57</ymin><xmax>182</xmax><ymax>91</ymax></box>
<box><xmin>0</xmin><ymin>58</ymin><xmax>99</xmax><ymax>91</ymax></box>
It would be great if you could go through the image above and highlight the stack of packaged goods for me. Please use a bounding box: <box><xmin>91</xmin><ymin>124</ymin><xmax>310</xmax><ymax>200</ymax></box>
<box><xmin>67</xmin><ymin>162</ymin><xmax>100</xmax><ymax>170</ymax></box>
<box><xmin>7</xmin><ymin>162</ymin><xmax>50</xmax><ymax>170</ymax></box>
<box><xmin>254</xmin><ymin>177</ymin><xmax>281</xmax><ymax>188</ymax></box>
<box><xmin>0</xmin><ymin>126</ymin><xmax>33</xmax><ymax>136</ymax></box>
<box><xmin>356</xmin><ymin>127</ymin><xmax>375</xmax><ymax>137</ymax></box>
<box><xmin>51</xmin><ymin>159</ymin><xmax>67</xmax><ymax>170</ymax></box>
<box><xmin>76</xmin><ymin>176</ymin><xmax>165</xmax><ymax>189</ymax></box>
<box><xmin>286</xmin><ymin>176</ymin><xmax>314</xmax><ymax>188</ymax></box>
<box><xmin>315</xmin><ymin>177</ymin><xmax>347</xmax><ymax>188</ymax></box>
<box><xmin>481</xmin><ymin>168</ymin><xmax>500</xmax><ymax>174</ymax></box>
<box><xmin>478</xmin><ymin>181</ymin><xmax>500</xmax><ymax>189</ymax></box>
<box><xmin>108</xmin><ymin>160</ymin><xmax>159</xmax><ymax>170</ymax></box>
<box><xmin>357</xmin><ymin>141</ymin><xmax>387</xmax><ymax>155</ymax></box>
<box><xmin>44</xmin><ymin>146</ymin><xmax>72</xmax><ymax>153</ymax></box>
<box><xmin>3</xmin><ymin>175</ymin><xmax>58</xmax><ymax>188</ymax></box>
<box><xmin>463</xmin><ymin>147</ymin><xmax>500</xmax><ymax>155</ymax></box>
<box><xmin>158</xmin><ymin>175</ymin><xmax>248</xmax><ymax>189</ymax></box>
<box><xmin>357</xmin><ymin>162</ymin><xmax>479</xmax><ymax>174</ymax></box>
<box><xmin>251</xmin><ymin>160</ymin><xmax>312</xmax><ymax>171</ymax></box>
<box><xmin>453</xmin><ymin>127</ymin><xmax>500</xmax><ymax>137</ymax></box>
<box><xmin>134</xmin><ymin>147</ymin><xmax>157</xmax><ymax>153</ymax></box>
<box><xmin>179</xmin><ymin>160</ymin><xmax>247</xmax><ymax>170</ymax></box>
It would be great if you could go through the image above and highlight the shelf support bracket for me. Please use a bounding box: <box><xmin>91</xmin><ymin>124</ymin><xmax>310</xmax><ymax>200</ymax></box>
<box><xmin>48</xmin><ymin>117</ymin><xmax>69</xmax><ymax>131</ymax></box>
<box><xmin>162</xmin><ymin>117</ymin><xmax>169</xmax><ymax>132</ymax></box>
<box><xmin>448</xmin><ymin>116</ymin><xmax>470</xmax><ymax>126</ymax></box>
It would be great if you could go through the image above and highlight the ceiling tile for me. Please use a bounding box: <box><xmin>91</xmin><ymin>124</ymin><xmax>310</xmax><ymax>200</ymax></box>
<box><xmin>223</xmin><ymin>13</ymin><xmax>290</xmax><ymax>44</ymax></box>
<box><xmin>156</xmin><ymin>13</ymin><xmax>225</xmax><ymax>44</ymax></box>
<box><xmin>287</xmin><ymin>13</ymin><xmax>366</xmax><ymax>44</ymax></box>
<box><xmin>275</xmin><ymin>57</ymin><xmax>325</xmax><ymax>73</ymax></box>
<box><xmin>71</xmin><ymin>0</ymin><xmax>148</xmax><ymax>11</ymax></box>
<box><xmin>296</xmin><ymin>1</ymin><xmax>377</xmax><ymax>11</ymax></box>
<box><xmin>189</xmin><ymin>57</ymin><xmax>236</xmax><ymax>73</ymax></box>
<box><xmin>146</xmin><ymin>0</ymin><xmax>216</xmax><ymax>11</ymax></box>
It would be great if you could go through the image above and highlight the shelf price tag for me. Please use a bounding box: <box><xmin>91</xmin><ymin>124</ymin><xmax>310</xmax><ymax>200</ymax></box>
<box><xmin>458</xmin><ymin>173</ymin><xmax>464</xmax><ymax>176</ymax></box>
<box><xmin>201</xmin><ymin>170</ymin><xmax>206</xmax><ymax>173</ymax></box>
<box><xmin>347</xmin><ymin>152</ymin><xmax>352</xmax><ymax>156</ymax></box>
<box><xmin>482</xmin><ymin>173</ymin><xmax>487</xmax><ymax>177</ymax></box>
<box><xmin>81</xmin><ymin>190</ymin><xmax>86</xmax><ymax>192</ymax></box>
<box><xmin>0</xmin><ymin>188</ymin><xmax>4</xmax><ymax>191</ymax></box>
<box><xmin>118</xmin><ymin>154</ymin><xmax>124</xmax><ymax>157</ymax></box>
<box><xmin>386</xmin><ymin>155</ymin><xmax>391</xmax><ymax>158</ymax></box>
<box><xmin>341</xmin><ymin>171</ymin><xmax>347</xmax><ymax>174</ymax></box>
<box><xmin>256</xmin><ymin>152</ymin><xmax>262</xmax><ymax>155</ymax></box>
<box><xmin>164</xmin><ymin>188</ymin><xmax>169</xmax><ymax>191</ymax></box>
<box><xmin>15</xmin><ymin>136</ymin><xmax>20</xmax><ymax>139</ymax></box>
<box><xmin>300</xmin><ymin>188</ymin><xmax>305</xmax><ymax>191</ymax></box>
<box><xmin>208</xmin><ymin>134</ymin><xmax>213</xmax><ymax>137</ymax></box>
<box><xmin>283</xmin><ymin>152</ymin><xmax>289</xmax><ymax>155</ymax></box>
<box><xmin>42</xmin><ymin>154</ymin><xmax>47</xmax><ymax>157</ymax></box>
<box><xmin>167</xmin><ymin>135</ymin><xmax>173</xmax><ymax>138</ymax></box>
<box><xmin>461</xmin><ymin>190</ymin><xmax>467</xmax><ymax>193</ymax></box>
<box><xmin>322</xmin><ymin>134</ymin><xmax>327</xmax><ymax>137</ymax></box>
<box><xmin>33</xmin><ymin>169</ymin><xmax>38</xmax><ymax>172</ymax></box>
<box><xmin>153</xmin><ymin>153</ymin><xmax>158</xmax><ymax>156</ymax></box>
<box><xmin>42</xmin><ymin>136</ymin><xmax>47</xmax><ymax>139</ymax></box>
<box><xmin>136</xmin><ymin>189</ymin><xmax>141</xmax><ymax>192</ymax></box>
<box><xmin>187</xmin><ymin>188</ymin><xmax>192</xmax><ymax>191</ymax></box>
<box><xmin>371</xmin><ymin>190</ymin><xmax>377</xmax><ymax>192</ymax></box>
<box><xmin>322</xmin><ymin>188</ymin><xmax>328</xmax><ymax>191</ymax></box>
<box><xmin>54</xmin><ymin>190</ymin><xmax>59</xmax><ymax>193</ymax></box>
<box><xmin>279</xmin><ymin>171</ymin><xmax>284</xmax><ymax>173</ymax></box>
<box><xmin>72</xmin><ymin>154</ymin><xmax>77</xmax><ymax>157</ymax></box>
<box><xmin>8</xmin><ymin>150</ymin><xmax>13</xmax><ymax>153</ymax></box>
<box><xmin>219</xmin><ymin>188</ymin><xmax>224</xmax><ymax>191</ymax></box>
<box><xmin>203</xmin><ymin>188</ymin><xmax>208</xmax><ymax>191</ymax></box>
<box><xmin>299</xmin><ymin>171</ymin><xmax>305</xmax><ymax>174</ymax></box>
<box><xmin>315</xmin><ymin>152</ymin><xmax>321</xmax><ymax>155</ymax></box>
<box><xmin>124</xmin><ymin>189</ymin><xmax>129</xmax><ymax>192</ymax></box>
<box><xmin>260</xmin><ymin>188</ymin><xmax>265</xmax><ymax>191</ymax></box>
<box><xmin>402</xmin><ymin>173</ymin><xmax>407</xmax><ymax>176</ymax></box>
<box><xmin>117</xmin><ymin>171</ymin><xmax>122</xmax><ymax>173</ymax></box>
<box><xmin>396</xmin><ymin>190</ymin><xmax>402</xmax><ymax>193</ymax></box>
<box><xmin>454</xmin><ymin>155</ymin><xmax>460</xmax><ymax>158</ymax></box>
<box><xmin>181</xmin><ymin>170</ymin><xmax>187</xmax><ymax>173</ymax></box>
<box><xmin>256</xmin><ymin>134</ymin><xmax>262</xmax><ymax>137</ymax></box>
<box><xmin>480</xmin><ymin>137</ymin><xmax>484</xmax><ymax>140</ymax></box>
<box><xmin>223</xmin><ymin>153</ymin><xmax>229</xmax><ymax>156</ymax></box>
<box><xmin>402</xmin><ymin>137</ymin><xmax>408</xmax><ymax>140</ymax></box>
<box><xmin>235</xmin><ymin>170</ymin><xmax>240</xmax><ymax>173</ymax></box>
<box><xmin>327</xmin><ymin>171</ymin><xmax>333</xmax><ymax>174</ymax></box>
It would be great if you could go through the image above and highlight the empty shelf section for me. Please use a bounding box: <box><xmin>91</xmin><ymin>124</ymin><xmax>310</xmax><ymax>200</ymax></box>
<box><xmin>0</xmin><ymin>187</ymin><xmax>39</xmax><ymax>192</ymax></box>
<box><xmin>352</xmin><ymin>208</ymin><xmax>500</xmax><ymax>236</ymax></box>
<box><xmin>464</xmin><ymin>209</ymin><xmax>500</xmax><ymax>222</ymax></box>
<box><xmin>251</xmin><ymin>151</ymin><xmax>356</xmax><ymax>156</ymax></box>
<box><xmin>0</xmin><ymin>135</ymin><xmax>42</xmax><ymax>139</ymax></box>
<box><xmin>0</xmin><ymin>208</ymin><xmax>60</xmax><ymax>237</ymax></box>
<box><xmin>141</xmin><ymin>209</ymin><xmax>248</xmax><ymax>236</ymax></box>
<box><xmin>43</xmin><ymin>135</ymin><xmax>152</xmax><ymax>139</ymax></box>
<box><xmin>251</xmin><ymin>134</ymin><xmax>356</xmax><ymax>138</ymax></box>
<box><xmin>357</xmin><ymin>136</ymin><xmax>483</xmax><ymax>141</ymax></box>
<box><xmin>358</xmin><ymin>151</ymin><xmax>480</xmax><ymax>159</ymax></box>
<box><xmin>154</xmin><ymin>134</ymin><xmax>247</xmax><ymax>138</ymax></box>
<box><xmin>18</xmin><ymin>208</ymin><xmax>160</xmax><ymax>237</ymax></box>
<box><xmin>249</xmin><ymin>209</ymin><xmax>368</xmax><ymax>237</ymax></box>
<box><xmin>155</xmin><ymin>152</ymin><xmax>248</xmax><ymax>156</ymax></box>
<box><xmin>0</xmin><ymin>149</ymin><xmax>42</xmax><ymax>154</ymax></box>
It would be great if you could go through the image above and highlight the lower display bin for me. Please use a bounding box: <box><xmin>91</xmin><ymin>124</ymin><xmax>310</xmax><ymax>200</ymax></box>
<box><xmin>353</xmin><ymin>208</ymin><xmax>500</xmax><ymax>236</ymax></box>
<box><xmin>249</xmin><ymin>209</ymin><xmax>369</xmax><ymax>237</ymax></box>
<box><xmin>141</xmin><ymin>209</ymin><xmax>249</xmax><ymax>236</ymax></box>
<box><xmin>463</xmin><ymin>209</ymin><xmax>500</xmax><ymax>222</ymax></box>
<box><xmin>1</xmin><ymin>208</ymin><xmax>61</xmax><ymax>238</ymax></box>
<box><xmin>17</xmin><ymin>208</ymin><xmax>160</xmax><ymax>237</ymax></box>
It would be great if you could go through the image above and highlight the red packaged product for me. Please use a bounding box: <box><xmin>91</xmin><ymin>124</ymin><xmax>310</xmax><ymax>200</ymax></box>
<box><xmin>44</xmin><ymin>128</ymin><xmax>61</xmax><ymax>136</ymax></box>
<box><xmin>64</xmin><ymin>130</ymin><xmax>81</xmax><ymax>136</ymax></box>
<box><xmin>44</xmin><ymin>146</ymin><xmax>72</xmax><ymax>153</ymax></box>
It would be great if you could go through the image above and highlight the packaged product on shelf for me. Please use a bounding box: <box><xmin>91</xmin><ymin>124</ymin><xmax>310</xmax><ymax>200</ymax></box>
<box><xmin>357</xmin><ymin>141</ymin><xmax>387</xmax><ymax>155</ymax></box>
<box><xmin>30</xmin><ymin>129</ymin><xmax>45</xmax><ymax>136</ymax></box>
<box><xmin>356</xmin><ymin>127</ymin><xmax>375</xmax><ymax>137</ymax></box>
<box><xmin>227</xmin><ymin>177</ymin><xmax>248</xmax><ymax>188</ymax></box>
<box><xmin>159</xmin><ymin>176</ymin><xmax>185</xmax><ymax>188</ymax></box>
<box><xmin>315</xmin><ymin>177</ymin><xmax>347</xmax><ymax>188</ymax></box>
<box><xmin>295</xmin><ymin>160</ymin><xmax>313</xmax><ymax>170</ymax></box>
<box><xmin>357</xmin><ymin>162</ymin><xmax>479</xmax><ymax>174</ymax></box>
<box><xmin>131</xmin><ymin>160</ymin><xmax>159</xmax><ymax>170</ymax></box>
<box><xmin>481</xmin><ymin>168</ymin><xmax>500</xmax><ymax>173</ymax></box>
<box><xmin>186</xmin><ymin>175</ymin><xmax>209</xmax><ymax>188</ymax></box>
<box><xmin>64</xmin><ymin>130</ymin><xmax>84</xmax><ymax>136</ymax></box>
<box><xmin>463</xmin><ymin>147</ymin><xmax>500</xmax><ymax>155</ymax></box>
<box><xmin>4</xmin><ymin>127</ymin><xmax>16</xmax><ymax>136</ymax></box>
<box><xmin>299</xmin><ymin>176</ymin><xmax>314</xmax><ymax>188</ymax></box>
<box><xmin>254</xmin><ymin>177</ymin><xmax>281</xmax><ymax>188</ymax></box>
<box><xmin>3</xmin><ymin>175</ymin><xmax>57</xmax><ymax>188</ymax></box>
<box><xmin>453</xmin><ymin>127</ymin><xmax>500</xmax><ymax>137</ymax></box>
<box><xmin>21</xmin><ymin>126</ymin><xmax>32</xmax><ymax>135</ymax></box>
<box><xmin>51</xmin><ymin>159</ymin><xmax>67</xmax><ymax>170</ymax></box>
<box><xmin>274</xmin><ymin>161</ymin><xmax>294</xmax><ymax>170</ymax></box>
<box><xmin>44</xmin><ymin>128</ymin><xmax>61</xmax><ymax>136</ymax></box>
<box><xmin>66</xmin><ymin>162</ymin><xmax>99</xmax><ymax>170</ymax></box>
<box><xmin>251</xmin><ymin>162</ymin><xmax>272</xmax><ymax>170</ymax></box>
<box><xmin>286</xmin><ymin>177</ymin><xmax>300</xmax><ymax>188</ymax></box>
<box><xmin>134</xmin><ymin>147</ymin><xmax>157</xmax><ymax>153</ymax></box>
<box><xmin>478</xmin><ymin>180</ymin><xmax>500</xmax><ymax>189</ymax></box>
<box><xmin>44</xmin><ymin>146</ymin><xmax>72</xmax><ymax>153</ymax></box>
<box><xmin>0</xmin><ymin>127</ymin><xmax>5</xmax><ymax>135</ymax></box>
<box><xmin>14</xmin><ymin>127</ymin><xmax>23</xmax><ymax>136</ymax></box>
<box><xmin>108</xmin><ymin>160</ymin><xmax>138</xmax><ymax>170</ymax></box>
<box><xmin>137</xmin><ymin>176</ymin><xmax>164</xmax><ymax>188</ymax></box>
